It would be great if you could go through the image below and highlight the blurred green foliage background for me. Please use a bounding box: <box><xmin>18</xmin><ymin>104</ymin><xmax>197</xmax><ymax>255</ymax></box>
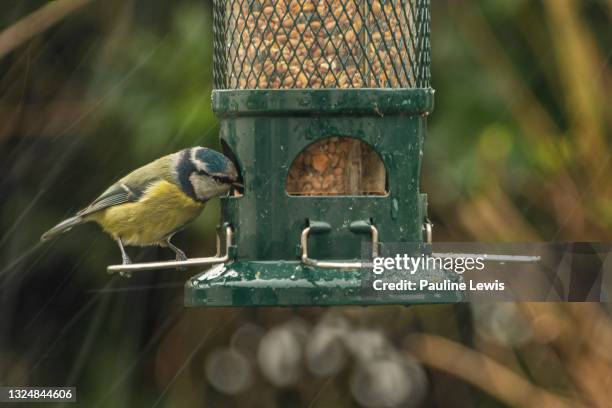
<box><xmin>0</xmin><ymin>0</ymin><xmax>610</xmax><ymax>407</ymax></box>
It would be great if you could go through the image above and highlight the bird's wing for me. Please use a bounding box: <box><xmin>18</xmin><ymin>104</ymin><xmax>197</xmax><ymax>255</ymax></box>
<box><xmin>76</xmin><ymin>153</ymin><xmax>177</xmax><ymax>217</ymax></box>
<box><xmin>77</xmin><ymin>180</ymin><xmax>152</xmax><ymax>217</ymax></box>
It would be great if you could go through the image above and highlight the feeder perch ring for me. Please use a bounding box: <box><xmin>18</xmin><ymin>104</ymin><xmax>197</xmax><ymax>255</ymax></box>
<box><xmin>423</xmin><ymin>222</ymin><xmax>433</xmax><ymax>244</ymax></box>
<box><xmin>300</xmin><ymin>223</ymin><xmax>379</xmax><ymax>269</ymax></box>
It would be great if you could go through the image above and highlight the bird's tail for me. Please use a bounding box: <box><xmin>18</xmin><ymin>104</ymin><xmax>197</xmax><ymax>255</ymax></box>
<box><xmin>40</xmin><ymin>216</ymin><xmax>84</xmax><ymax>241</ymax></box>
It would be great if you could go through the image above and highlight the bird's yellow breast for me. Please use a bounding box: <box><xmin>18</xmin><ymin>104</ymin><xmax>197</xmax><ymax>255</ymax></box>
<box><xmin>88</xmin><ymin>180</ymin><xmax>205</xmax><ymax>246</ymax></box>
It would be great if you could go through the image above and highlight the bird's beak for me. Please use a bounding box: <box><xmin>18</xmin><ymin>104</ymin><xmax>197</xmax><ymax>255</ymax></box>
<box><xmin>232</xmin><ymin>182</ymin><xmax>244</xmax><ymax>188</ymax></box>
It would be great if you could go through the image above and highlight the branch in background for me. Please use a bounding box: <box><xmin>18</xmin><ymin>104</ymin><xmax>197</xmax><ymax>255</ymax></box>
<box><xmin>543</xmin><ymin>0</ymin><xmax>609</xmax><ymax>193</ymax></box>
<box><xmin>405</xmin><ymin>333</ymin><xmax>580</xmax><ymax>408</ymax></box>
<box><xmin>0</xmin><ymin>0</ymin><xmax>92</xmax><ymax>59</ymax></box>
<box><xmin>457</xmin><ymin>184</ymin><xmax>541</xmax><ymax>241</ymax></box>
<box><xmin>452</xmin><ymin>3</ymin><xmax>560</xmax><ymax>149</ymax></box>
<box><xmin>451</xmin><ymin>2</ymin><xmax>612</xmax><ymax>240</ymax></box>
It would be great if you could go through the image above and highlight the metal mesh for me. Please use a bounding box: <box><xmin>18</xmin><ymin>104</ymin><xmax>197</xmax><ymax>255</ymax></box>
<box><xmin>213</xmin><ymin>0</ymin><xmax>431</xmax><ymax>89</ymax></box>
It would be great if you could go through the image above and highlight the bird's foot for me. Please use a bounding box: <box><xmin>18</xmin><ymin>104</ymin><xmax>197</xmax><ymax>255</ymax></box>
<box><xmin>119</xmin><ymin>256</ymin><xmax>132</xmax><ymax>278</ymax></box>
<box><xmin>175</xmin><ymin>252</ymin><xmax>188</xmax><ymax>271</ymax></box>
<box><xmin>170</xmin><ymin>245</ymin><xmax>189</xmax><ymax>271</ymax></box>
<box><xmin>163</xmin><ymin>237</ymin><xmax>188</xmax><ymax>271</ymax></box>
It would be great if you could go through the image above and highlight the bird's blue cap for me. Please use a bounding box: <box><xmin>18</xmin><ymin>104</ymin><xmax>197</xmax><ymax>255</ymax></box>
<box><xmin>192</xmin><ymin>147</ymin><xmax>238</xmax><ymax>182</ymax></box>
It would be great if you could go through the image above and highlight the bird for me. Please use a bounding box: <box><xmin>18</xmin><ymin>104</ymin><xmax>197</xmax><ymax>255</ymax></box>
<box><xmin>41</xmin><ymin>146</ymin><xmax>240</xmax><ymax>272</ymax></box>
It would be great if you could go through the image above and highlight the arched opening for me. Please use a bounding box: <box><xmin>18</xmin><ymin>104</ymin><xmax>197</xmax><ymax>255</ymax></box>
<box><xmin>286</xmin><ymin>137</ymin><xmax>387</xmax><ymax>196</ymax></box>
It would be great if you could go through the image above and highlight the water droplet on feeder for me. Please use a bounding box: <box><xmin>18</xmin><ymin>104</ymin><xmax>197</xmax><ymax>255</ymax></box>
<box><xmin>391</xmin><ymin>198</ymin><xmax>399</xmax><ymax>219</ymax></box>
<box><xmin>203</xmin><ymin>264</ymin><xmax>227</xmax><ymax>281</ymax></box>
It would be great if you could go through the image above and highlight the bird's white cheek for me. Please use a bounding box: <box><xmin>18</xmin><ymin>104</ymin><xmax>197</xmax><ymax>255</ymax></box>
<box><xmin>189</xmin><ymin>174</ymin><xmax>230</xmax><ymax>201</ymax></box>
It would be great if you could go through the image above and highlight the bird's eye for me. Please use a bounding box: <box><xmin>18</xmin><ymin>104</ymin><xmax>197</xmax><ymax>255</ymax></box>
<box><xmin>213</xmin><ymin>175</ymin><xmax>234</xmax><ymax>184</ymax></box>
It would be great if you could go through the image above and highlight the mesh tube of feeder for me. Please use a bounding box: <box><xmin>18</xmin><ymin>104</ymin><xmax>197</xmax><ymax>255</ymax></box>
<box><xmin>213</xmin><ymin>0</ymin><xmax>431</xmax><ymax>195</ymax></box>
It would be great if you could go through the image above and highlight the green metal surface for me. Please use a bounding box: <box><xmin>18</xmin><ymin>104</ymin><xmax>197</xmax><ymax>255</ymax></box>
<box><xmin>211</xmin><ymin>88</ymin><xmax>435</xmax><ymax>116</ymax></box>
<box><xmin>186</xmin><ymin>88</ymin><xmax>462</xmax><ymax>306</ymax></box>
<box><xmin>219</xmin><ymin>88</ymin><xmax>431</xmax><ymax>261</ymax></box>
<box><xmin>186</xmin><ymin>261</ymin><xmax>463</xmax><ymax>307</ymax></box>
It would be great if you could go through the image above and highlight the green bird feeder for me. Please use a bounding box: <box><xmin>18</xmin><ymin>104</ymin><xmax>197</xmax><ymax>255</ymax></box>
<box><xmin>107</xmin><ymin>0</ymin><xmax>463</xmax><ymax>304</ymax></box>
<box><xmin>180</xmin><ymin>0</ymin><xmax>463</xmax><ymax>306</ymax></box>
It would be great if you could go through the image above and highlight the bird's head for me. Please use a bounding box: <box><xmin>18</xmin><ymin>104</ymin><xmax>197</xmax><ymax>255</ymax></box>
<box><xmin>177</xmin><ymin>147</ymin><xmax>241</xmax><ymax>202</ymax></box>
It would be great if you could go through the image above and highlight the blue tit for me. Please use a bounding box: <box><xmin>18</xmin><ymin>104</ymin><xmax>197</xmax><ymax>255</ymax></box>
<box><xmin>41</xmin><ymin>146</ymin><xmax>240</xmax><ymax>266</ymax></box>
